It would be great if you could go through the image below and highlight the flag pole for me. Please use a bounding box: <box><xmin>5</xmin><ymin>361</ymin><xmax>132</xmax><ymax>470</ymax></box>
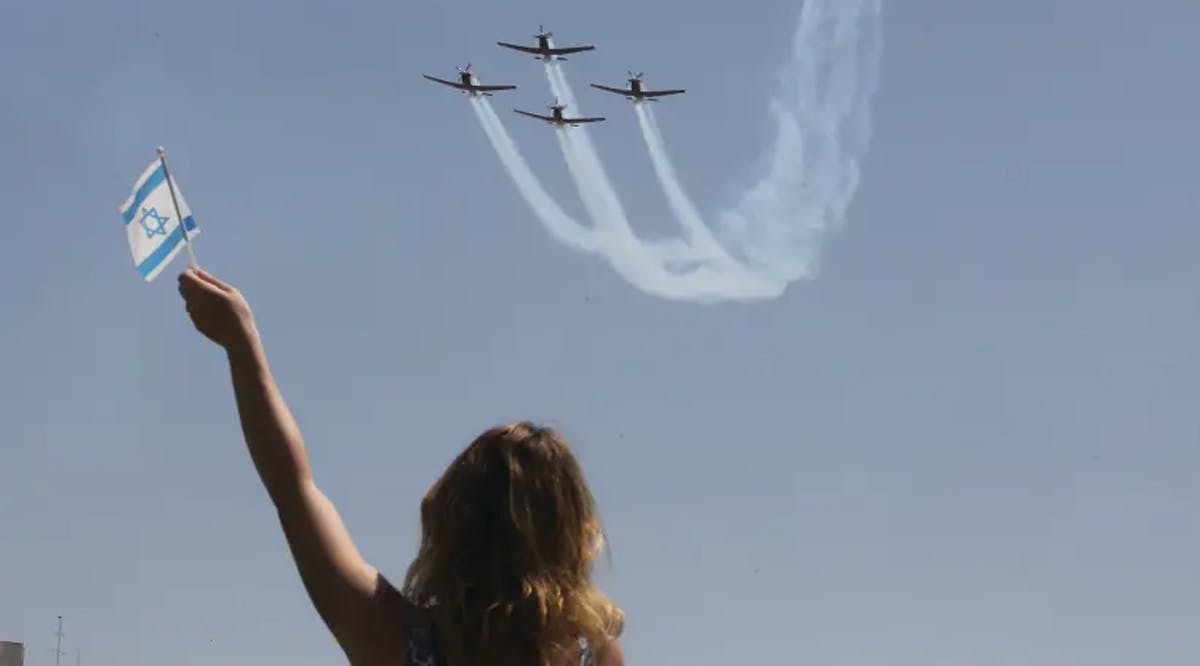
<box><xmin>156</xmin><ymin>146</ymin><xmax>198</xmax><ymax>268</ymax></box>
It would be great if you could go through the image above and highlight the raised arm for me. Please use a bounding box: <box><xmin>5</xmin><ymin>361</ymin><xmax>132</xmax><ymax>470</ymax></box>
<box><xmin>178</xmin><ymin>268</ymin><xmax>400</xmax><ymax>662</ymax></box>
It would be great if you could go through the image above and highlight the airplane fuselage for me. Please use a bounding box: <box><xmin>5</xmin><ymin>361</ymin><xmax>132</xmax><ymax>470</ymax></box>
<box><xmin>525</xmin><ymin>35</ymin><xmax>558</xmax><ymax>61</ymax></box>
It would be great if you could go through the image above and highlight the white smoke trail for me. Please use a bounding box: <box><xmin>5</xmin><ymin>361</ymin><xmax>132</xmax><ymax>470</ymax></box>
<box><xmin>551</xmin><ymin>127</ymin><xmax>613</xmax><ymax>239</ymax></box>
<box><xmin>546</xmin><ymin>63</ymin><xmax>578</xmax><ymax>112</ymax></box>
<box><xmin>717</xmin><ymin>0</ymin><xmax>883</xmax><ymax>280</ymax></box>
<box><xmin>635</xmin><ymin>104</ymin><xmax>730</xmax><ymax>264</ymax></box>
<box><xmin>468</xmin><ymin>97</ymin><xmax>596</xmax><ymax>252</ymax></box>
<box><xmin>543</xmin><ymin>64</ymin><xmax>634</xmax><ymax>242</ymax></box>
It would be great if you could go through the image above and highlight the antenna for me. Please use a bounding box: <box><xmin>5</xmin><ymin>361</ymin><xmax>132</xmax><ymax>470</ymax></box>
<box><xmin>52</xmin><ymin>616</ymin><xmax>66</xmax><ymax>666</ymax></box>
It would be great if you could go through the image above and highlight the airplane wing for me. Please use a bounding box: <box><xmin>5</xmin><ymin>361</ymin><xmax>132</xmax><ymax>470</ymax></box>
<box><xmin>590</xmin><ymin>83</ymin><xmax>630</xmax><ymax>96</ymax></box>
<box><xmin>641</xmin><ymin>89</ymin><xmax>686</xmax><ymax>97</ymax></box>
<box><xmin>423</xmin><ymin>75</ymin><xmax>468</xmax><ymax>90</ymax></box>
<box><xmin>472</xmin><ymin>84</ymin><xmax>517</xmax><ymax>92</ymax></box>
<box><xmin>546</xmin><ymin>45</ymin><xmax>595</xmax><ymax>55</ymax></box>
<box><xmin>565</xmin><ymin>116</ymin><xmax>606</xmax><ymax>124</ymax></box>
<box><xmin>497</xmin><ymin>42</ymin><xmax>542</xmax><ymax>55</ymax></box>
<box><xmin>514</xmin><ymin>109</ymin><xmax>555</xmax><ymax>122</ymax></box>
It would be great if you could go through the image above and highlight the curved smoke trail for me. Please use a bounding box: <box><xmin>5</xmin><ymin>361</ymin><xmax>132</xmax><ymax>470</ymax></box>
<box><xmin>472</xmin><ymin>96</ymin><xmax>779</xmax><ymax>300</ymax></box>
<box><xmin>717</xmin><ymin>0</ymin><xmax>883</xmax><ymax>280</ymax></box>
<box><xmin>545</xmin><ymin>66</ymin><xmax>784</xmax><ymax>300</ymax></box>
<box><xmin>471</xmin><ymin>0</ymin><xmax>882</xmax><ymax>301</ymax></box>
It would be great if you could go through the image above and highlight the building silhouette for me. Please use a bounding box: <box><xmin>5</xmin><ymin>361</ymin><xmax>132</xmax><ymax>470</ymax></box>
<box><xmin>0</xmin><ymin>641</ymin><xmax>25</xmax><ymax>666</ymax></box>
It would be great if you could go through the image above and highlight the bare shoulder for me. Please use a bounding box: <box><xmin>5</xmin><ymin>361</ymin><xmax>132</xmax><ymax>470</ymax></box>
<box><xmin>594</xmin><ymin>637</ymin><xmax>624</xmax><ymax>666</ymax></box>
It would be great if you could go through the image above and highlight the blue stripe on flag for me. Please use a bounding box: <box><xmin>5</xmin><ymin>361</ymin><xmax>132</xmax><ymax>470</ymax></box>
<box><xmin>135</xmin><ymin>216</ymin><xmax>197</xmax><ymax>278</ymax></box>
<box><xmin>121</xmin><ymin>164</ymin><xmax>167</xmax><ymax>224</ymax></box>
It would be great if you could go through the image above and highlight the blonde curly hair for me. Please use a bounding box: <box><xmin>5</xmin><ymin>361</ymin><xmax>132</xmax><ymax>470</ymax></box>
<box><xmin>402</xmin><ymin>422</ymin><xmax>624</xmax><ymax>665</ymax></box>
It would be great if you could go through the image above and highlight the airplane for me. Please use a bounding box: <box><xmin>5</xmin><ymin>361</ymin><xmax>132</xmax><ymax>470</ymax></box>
<box><xmin>591</xmin><ymin>71</ymin><xmax>685</xmax><ymax>102</ymax></box>
<box><xmin>498</xmin><ymin>25</ymin><xmax>595</xmax><ymax>61</ymax></box>
<box><xmin>513</xmin><ymin>100</ymin><xmax>605</xmax><ymax>127</ymax></box>
<box><xmin>423</xmin><ymin>64</ymin><xmax>516</xmax><ymax>97</ymax></box>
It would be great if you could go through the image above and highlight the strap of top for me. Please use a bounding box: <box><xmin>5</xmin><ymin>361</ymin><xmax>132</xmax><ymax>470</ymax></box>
<box><xmin>405</xmin><ymin>609</ymin><xmax>439</xmax><ymax>666</ymax></box>
<box><xmin>579</xmin><ymin>637</ymin><xmax>594</xmax><ymax>666</ymax></box>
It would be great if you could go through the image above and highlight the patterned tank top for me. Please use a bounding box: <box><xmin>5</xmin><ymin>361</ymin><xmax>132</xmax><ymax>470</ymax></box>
<box><xmin>405</xmin><ymin>611</ymin><xmax>594</xmax><ymax>666</ymax></box>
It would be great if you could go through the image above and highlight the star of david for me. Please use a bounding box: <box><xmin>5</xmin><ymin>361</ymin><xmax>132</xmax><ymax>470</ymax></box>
<box><xmin>138</xmin><ymin>206</ymin><xmax>170</xmax><ymax>239</ymax></box>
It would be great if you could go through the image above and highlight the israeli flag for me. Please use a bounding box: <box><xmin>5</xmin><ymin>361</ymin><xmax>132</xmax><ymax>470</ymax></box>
<box><xmin>118</xmin><ymin>158</ymin><xmax>199</xmax><ymax>281</ymax></box>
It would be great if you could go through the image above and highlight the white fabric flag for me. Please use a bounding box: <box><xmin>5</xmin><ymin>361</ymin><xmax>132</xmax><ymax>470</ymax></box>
<box><xmin>118</xmin><ymin>158</ymin><xmax>199</xmax><ymax>281</ymax></box>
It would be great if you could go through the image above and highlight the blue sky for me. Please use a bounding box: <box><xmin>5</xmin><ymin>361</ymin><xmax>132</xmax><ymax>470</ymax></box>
<box><xmin>2</xmin><ymin>1</ymin><xmax>1199</xmax><ymax>664</ymax></box>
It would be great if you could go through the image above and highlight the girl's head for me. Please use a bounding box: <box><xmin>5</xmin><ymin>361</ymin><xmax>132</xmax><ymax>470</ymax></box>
<box><xmin>402</xmin><ymin>422</ymin><xmax>623</xmax><ymax>665</ymax></box>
